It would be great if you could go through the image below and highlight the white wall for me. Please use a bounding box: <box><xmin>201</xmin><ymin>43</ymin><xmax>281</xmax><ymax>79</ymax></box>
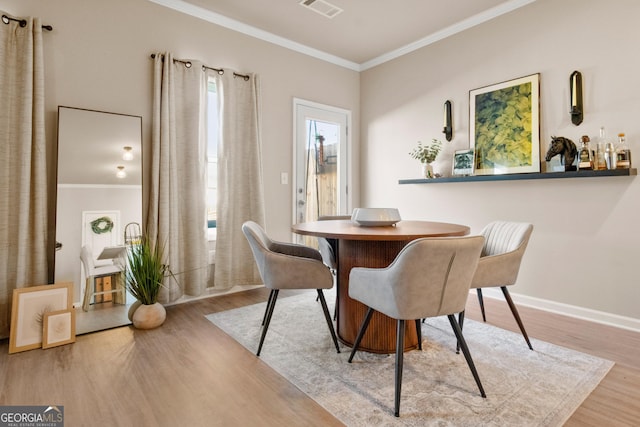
<box><xmin>360</xmin><ymin>0</ymin><xmax>640</xmax><ymax>327</ymax></box>
<box><xmin>0</xmin><ymin>0</ymin><xmax>360</xmax><ymax>244</ymax></box>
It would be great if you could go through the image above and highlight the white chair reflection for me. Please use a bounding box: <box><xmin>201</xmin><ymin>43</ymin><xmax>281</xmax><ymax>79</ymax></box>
<box><xmin>80</xmin><ymin>245</ymin><xmax>125</xmax><ymax>312</ymax></box>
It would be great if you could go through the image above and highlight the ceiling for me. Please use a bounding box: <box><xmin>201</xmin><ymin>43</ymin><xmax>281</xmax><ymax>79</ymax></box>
<box><xmin>152</xmin><ymin>0</ymin><xmax>536</xmax><ymax>71</ymax></box>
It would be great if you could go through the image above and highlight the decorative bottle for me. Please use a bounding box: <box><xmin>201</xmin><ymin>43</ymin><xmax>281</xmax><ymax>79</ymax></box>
<box><xmin>596</xmin><ymin>127</ymin><xmax>608</xmax><ymax>170</ymax></box>
<box><xmin>577</xmin><ymin>135</ymin><xmax>593</xmax><ymax>170</ymax></box>
<box><xmin>616</xmin><ymin>133</ymin><xmax>631</xmax><ymax>169</ymax></box>
<box><xmin>605</xmin><ymin>142</ymin><xmax>617</xmax><ymax>169</ymax></box>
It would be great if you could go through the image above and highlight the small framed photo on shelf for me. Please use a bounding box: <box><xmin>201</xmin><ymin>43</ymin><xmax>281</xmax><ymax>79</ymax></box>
<box><xmin>453</xmin><ymin>149</ymin><xmax>475</xmax><ymax>176</ymax></box>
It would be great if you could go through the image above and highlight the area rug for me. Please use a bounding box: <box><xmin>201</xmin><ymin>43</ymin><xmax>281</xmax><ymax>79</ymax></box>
<box><xmin>206</xmin><ymin>290</ymin><xmax>613</xmax><ymax>426</ymax></box>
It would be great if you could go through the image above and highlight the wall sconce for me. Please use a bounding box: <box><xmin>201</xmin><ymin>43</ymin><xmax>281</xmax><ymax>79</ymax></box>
<box><xmin>570</xmin><ymin>71</ymin><xmax>583</xmax><ymax>126</ymax></box>
<box><xmin>443</xmin><ymin>100</ymin><xmax>453</xmax><ymax>141</ymax></box>
<box><xmin>116</xmin><ymin>165</ymin><xmax>126</xmax><ymax>178</ymax></box>
<box><xmin>122</xmin><ymin>146</ymin><xmax>134</xmax><ymax>161</ymax></box>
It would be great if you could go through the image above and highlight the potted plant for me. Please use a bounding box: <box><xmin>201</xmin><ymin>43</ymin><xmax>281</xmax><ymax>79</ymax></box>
<box><xmin>409</xmin><ymin>139</ymin><xmax>443</xmax><ymax>178</ymax></box>
<box><xmin>124</xmin><ymin>235</ymin><xmax>169</xmax><ymax>329</ymax></box>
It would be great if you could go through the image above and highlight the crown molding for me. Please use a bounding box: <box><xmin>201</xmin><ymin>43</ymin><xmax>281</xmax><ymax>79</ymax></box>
<box><xmin>148</xmin><ymin>0</ymin><xmax>360</xmax><ymax>71</ymax></box>
<box><xmin>149</xmin><ymin>0</ymin><xmax>537</xmax><ymax>72</ymax></box>
<box><xmin>360</xmin><ymin>0</ymin><xmax>538</xmax><ymax>71</ymax></box>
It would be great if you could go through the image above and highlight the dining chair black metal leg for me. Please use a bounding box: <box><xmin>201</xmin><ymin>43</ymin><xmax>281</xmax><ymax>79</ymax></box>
<box><xmin>315</xmin><ymin>273</ymin><xmax>338</xmax><ymax>321</ymax></box>
<box><xmin>394</xmin><ymin>319</ymin><xmax>406</xmax><ymax>417</ymax></box>
<box><xmin>456</xmin><ymin>310</ymin><xmax>466</xmax><ymax>354</ymax></box>
<box><xmin>501</xmin><ymin>286</ymin><xmax>533</xmax><ymax>350</ymax></box>
<box><xmin>348</xmin><ymin>307</ymin><xmax>374</xmax><ymax>362</ymax></box>
<box><xmin>317</xmin><ymin>289</ymin><xmax>341</xmax><ymax>353</ymax></box>
<box><xmin>257</xmin><ymin>289</ymin><xmax>279</xmax><ymax>356</ymax></box>
<box><xmin>447</xmin><ymin>314</ymin><xmax>486</xmax><ymax>398</ymax></box>
<box><xmin>476</xmin><ymin>288</ymin><xmax>486</xmax><ymax>322</ymax></box>
<box><xmin>415</xmin><ymin>319</ymin><xmax>422</xmax><ymax>350</ymax></box>
<box><xmin>262</xmin><ymin>289</ymin><xmax>276</xmax><ymax>326</ymax></box>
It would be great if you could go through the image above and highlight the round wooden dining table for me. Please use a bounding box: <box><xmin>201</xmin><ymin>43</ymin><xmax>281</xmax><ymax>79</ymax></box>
<box><xmin>291</xmin><ymin>219</ymin><xmax>470</xmax><ymax>354</ymax></box>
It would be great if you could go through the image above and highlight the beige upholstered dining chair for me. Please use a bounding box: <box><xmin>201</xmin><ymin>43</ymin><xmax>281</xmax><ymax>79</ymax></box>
<box><xmin>460</xmin><ymin>221</ymin><xmax>534</xmax><ymax>350</ymax></box>
<box><xmin>347</xmin><ymin>236</ymin><xmax>486</xmax><ymax>417</ymax></box>
<box><xmin>241</xmin><ymin>221</ymin><xmax>341</xmax><ymax>356</ymax></box>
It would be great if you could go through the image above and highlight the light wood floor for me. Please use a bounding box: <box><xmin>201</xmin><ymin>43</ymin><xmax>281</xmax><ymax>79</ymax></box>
<box><xmin>1</xmin><ymin>287</ymin><xmax>639</xmax><ymax>426</ymax></box>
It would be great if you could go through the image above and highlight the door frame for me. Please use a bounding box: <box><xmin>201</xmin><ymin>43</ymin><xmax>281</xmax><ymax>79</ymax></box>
<box><xmin>292</xmin><ymin>98</ymin><xmax>353</xmax><ymax>227</ymax></box>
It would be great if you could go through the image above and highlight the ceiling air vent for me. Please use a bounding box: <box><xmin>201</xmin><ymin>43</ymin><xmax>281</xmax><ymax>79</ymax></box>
<box><xmin>299</xmin><ymin>0</ymin><xmax>343</xmax><ymax>19</ymax></box>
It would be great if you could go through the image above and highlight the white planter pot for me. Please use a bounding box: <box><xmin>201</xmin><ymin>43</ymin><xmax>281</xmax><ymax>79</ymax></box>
<box><xmin>131</xmin><ymin>302</ymin><xmax>166</xmax><ymax>329</ymax></box>
<box><xmin>128</xmin><ymin>300</ymin><xmax>142</xmax><ymax>321</ymax></box>
<box><xmin>421</xmin><ymin>163</ymin><xmax>434</xmax><ymax>178</ymax></box>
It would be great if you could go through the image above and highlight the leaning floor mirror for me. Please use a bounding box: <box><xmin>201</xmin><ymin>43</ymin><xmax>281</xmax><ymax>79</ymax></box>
<box><xmin>55</xmin><ymin>106</ymin><xmax>142</xmax><ymax>334</ymax></box>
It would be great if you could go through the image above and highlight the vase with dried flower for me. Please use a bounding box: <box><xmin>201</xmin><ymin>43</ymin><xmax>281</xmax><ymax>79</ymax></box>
<box><xmin>409</xmin><ymin>139</ymin><xmax>443</xmax><ymax>178</ymax></box>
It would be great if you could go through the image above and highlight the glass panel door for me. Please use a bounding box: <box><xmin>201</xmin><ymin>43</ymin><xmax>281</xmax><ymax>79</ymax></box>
<box><xmin>293</xmin><ymin>100</ymin><xmax>350</xmax><ymax>244</ymax></box>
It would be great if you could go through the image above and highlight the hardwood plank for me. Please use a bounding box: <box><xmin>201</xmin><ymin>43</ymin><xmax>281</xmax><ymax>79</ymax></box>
<box><xmin>0</xmin><ymin>287</ymin><xmax>638</xmax><ymax>426</ymax></box>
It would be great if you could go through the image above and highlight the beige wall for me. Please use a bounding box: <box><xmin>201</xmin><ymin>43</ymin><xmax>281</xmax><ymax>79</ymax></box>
<box><xmin>360</xmin><ymin>0</ymin><xmax>640</xmax><ymax>326</ymax></box>
<box><xmin>0</xmin><ymin>0</ymin><xmax>360</xmax><ymax>243</ymax></box>
<box><xmin>4</xmin><ymin>0</ymin><xmax>639</xmax><ymax>328</ymax></box>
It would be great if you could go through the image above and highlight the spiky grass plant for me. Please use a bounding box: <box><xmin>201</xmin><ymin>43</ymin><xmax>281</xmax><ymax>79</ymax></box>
<box><xmin>124</xmin><ymin>236</ymin><xmax>167</xmax><ymax>305</ymax></box>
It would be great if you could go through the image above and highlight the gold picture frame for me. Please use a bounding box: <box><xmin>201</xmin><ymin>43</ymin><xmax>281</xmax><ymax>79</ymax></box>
<box><xmin>42</xmin><ymin>309</ymin><xmax>76</xmax><ymax>349</ymax></box>
<box><xmin>469</xmin><ymin>73</ymin><xmax>541</xmax><ymax>175</ymax></box>
<box><xmin>9</xmin><ymin>282</ymin><xmax>73</xmax><ymax>354</ymax></box>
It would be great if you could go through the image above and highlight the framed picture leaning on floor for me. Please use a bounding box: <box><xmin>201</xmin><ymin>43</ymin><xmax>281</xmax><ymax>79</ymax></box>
<box><xmin>9</xmin><ymin>282</ymin><xmax>73</xmax><ymax>354</ymax></box>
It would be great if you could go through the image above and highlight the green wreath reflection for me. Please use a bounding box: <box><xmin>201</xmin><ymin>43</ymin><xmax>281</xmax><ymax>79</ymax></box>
<box><xmin>90</xmin><ymin>216</ymin><xmax>114</xmax><ymax>234</ymax></box>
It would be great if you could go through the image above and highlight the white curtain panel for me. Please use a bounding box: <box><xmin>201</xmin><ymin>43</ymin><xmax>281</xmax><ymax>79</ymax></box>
<box><xmin>149</xmin><ymin>52</ymin><xmax>208</xmax><ymax>303</ymax></box>
<box><xmin>213</xmin><ymin>70</ymin><xmax>265</xmax><ymax>289</ymax></box>
<box><xmin>0</xmin><ymin>12</ymin><xmax>49</xmax><ymax>337</ymax></box>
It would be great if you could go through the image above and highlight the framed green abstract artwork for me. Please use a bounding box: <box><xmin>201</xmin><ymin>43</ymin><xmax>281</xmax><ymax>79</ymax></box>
<box><xmin>469</xmin><ymin>73</ymin><xmax>540</xmax><ymax>175</ymax></box>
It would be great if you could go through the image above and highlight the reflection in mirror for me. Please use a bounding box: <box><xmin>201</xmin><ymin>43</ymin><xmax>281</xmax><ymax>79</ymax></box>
<box><xmin>55</xmin><ymin>106</ymin><xmax>142</xmax><ymax>334</ymax></box>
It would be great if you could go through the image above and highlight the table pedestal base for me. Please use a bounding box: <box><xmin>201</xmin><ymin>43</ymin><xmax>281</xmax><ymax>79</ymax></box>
<box><xmin>336</xmin><ymin>239</ymin><xmax>418</xmax><ymax>354</ymax></box>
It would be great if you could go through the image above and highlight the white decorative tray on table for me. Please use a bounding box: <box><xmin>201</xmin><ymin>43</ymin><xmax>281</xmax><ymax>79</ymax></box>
<box><xmin>351</xmin><ymin>208</ymin><xmax>401</xmax><ymax>226</ymax></box>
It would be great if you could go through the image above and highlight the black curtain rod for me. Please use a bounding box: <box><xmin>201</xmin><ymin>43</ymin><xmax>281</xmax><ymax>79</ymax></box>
<box><xmin>2</xmin><ymin>14</ymin><xmax>53</xmax><ymax>31</ymax></box>
<box><xmin>150</xmin><ymin>53</ymin><xmax>250</xmax><ymax>81</ymax></box>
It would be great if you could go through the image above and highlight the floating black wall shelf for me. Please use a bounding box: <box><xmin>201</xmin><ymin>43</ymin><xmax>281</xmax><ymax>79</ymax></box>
<box><xmin>399</xmin><ymin>168</ymin><xmax>637</xmax><ymax>184</ymax></box>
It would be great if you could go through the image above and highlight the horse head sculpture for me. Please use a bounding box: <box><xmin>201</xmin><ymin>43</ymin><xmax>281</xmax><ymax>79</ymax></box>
<box><xmin>545</xmin><ymin>136</ymin><xmax>577</xmax><ymax>171</ymax></box>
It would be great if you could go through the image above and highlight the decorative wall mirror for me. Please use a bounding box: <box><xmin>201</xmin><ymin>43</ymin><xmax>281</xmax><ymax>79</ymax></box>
<box><xmin>55</xmin><ymin>106</ymin><xmax>142</xmax><ymax>334</ymax></box>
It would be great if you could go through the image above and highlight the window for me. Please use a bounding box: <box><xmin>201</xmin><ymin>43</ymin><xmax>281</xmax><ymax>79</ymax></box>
<box><xmin>207</xmin><ymin>78</ymin><xmax>218</xmax><ymax>231</ymax></box>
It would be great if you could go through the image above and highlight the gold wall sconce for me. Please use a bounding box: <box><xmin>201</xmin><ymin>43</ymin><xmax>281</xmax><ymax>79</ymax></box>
<box><xmin>443</xmin><ymin>100</ymin><xmax>453</xmax><ymax>141</ymax></box>
<box><xmin>570</xmin><ymin>71</ymin><xmax>583</xmax><ymax>126</ymax></box>
<box><xmin>116</xmin><ymin>165</ymin><xmax>126</xmax><ymax>178</ymax></box>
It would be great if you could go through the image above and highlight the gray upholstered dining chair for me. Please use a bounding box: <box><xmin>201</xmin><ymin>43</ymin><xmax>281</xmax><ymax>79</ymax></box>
<box><xmin>241</xmin><ymin>221</ymin><xmax>341</xmax><ymax>356</ymax></box>
<box><xmin>316</xmin><ymin>215</ymin><xmax>351</xmax><ymax>273</ymax></box>
<box><xmin>459</xmin><ymin>221</ymin><xmax>534</xmax><ymax>350</ymax></box>
<box><xmin>347</xmin><ymin>236</ymin><xmax>486</xmax><ymax>417</ymax></box>
<box><xmin>316</xmin><ymin>215</ymin><xmax>351</xmax><ymax>319</ymax></box>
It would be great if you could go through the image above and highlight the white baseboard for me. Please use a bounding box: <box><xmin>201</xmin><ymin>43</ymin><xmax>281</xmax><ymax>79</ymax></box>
<box><xmin>477</xmin><ymin>288</ymin><xmax>640</xmax><ymax>333</ymax></box>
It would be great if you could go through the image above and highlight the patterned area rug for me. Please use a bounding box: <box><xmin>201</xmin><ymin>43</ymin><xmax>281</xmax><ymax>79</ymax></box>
<box><xmin>206</xmin><ymin>290</ymin><xmax>613</xmax><ymax>426</ymax></box>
